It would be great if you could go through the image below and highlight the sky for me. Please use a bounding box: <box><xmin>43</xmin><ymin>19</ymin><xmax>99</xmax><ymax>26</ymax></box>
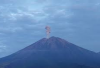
<box><xmin>0</xmin><ymin>0</ymin><xmax>100</xmax><ymax>58</ymax></box>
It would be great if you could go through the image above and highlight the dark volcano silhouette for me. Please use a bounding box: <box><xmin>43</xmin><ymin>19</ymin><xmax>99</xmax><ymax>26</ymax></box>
<box><xmin>98</xmin><ymin>52</ymin><xmax>100</xmax><ymax>54</ymax></box>
<box><xmin>0</xmin><ymin>36</ymin><xmax>100</xmax><ymax>68</ymax></box>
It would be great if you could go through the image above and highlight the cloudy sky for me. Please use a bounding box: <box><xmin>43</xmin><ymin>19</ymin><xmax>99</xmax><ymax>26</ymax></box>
<box><xmin>0</xmin><ymin>0</ymin><xmax>100</xmax><ymax>58</ymax></box>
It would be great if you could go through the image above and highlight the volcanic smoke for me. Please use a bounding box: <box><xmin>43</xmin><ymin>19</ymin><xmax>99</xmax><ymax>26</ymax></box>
<box><xmin>45</xmin><ymin>26</ymin><xmax>51</xmax><ymax>39</ymax></box>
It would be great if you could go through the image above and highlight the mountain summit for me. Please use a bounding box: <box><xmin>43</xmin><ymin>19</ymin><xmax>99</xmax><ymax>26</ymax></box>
<box><xmin>23</xmin><ymin>36</ymin><xmax>74</xmax><ymax>51</ymax></box>
<box><xmin>0</xmin><ymin>36</ymin><xmax>100</xmax><ymax>68</ymax></box>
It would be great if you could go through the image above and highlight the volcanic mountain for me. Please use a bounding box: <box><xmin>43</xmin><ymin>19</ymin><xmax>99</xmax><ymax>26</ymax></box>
<box><xmin>0</xmin><ymin>36</ymin><xmax>100</xmax><ymax>68</ymax></box>
<box><xmin>98</xmin><ymin>52</ymin><xmax>100</xmax><ymax>54</ymax></box>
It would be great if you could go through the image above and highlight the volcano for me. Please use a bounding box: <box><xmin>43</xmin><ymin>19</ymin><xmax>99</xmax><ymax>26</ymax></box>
<box><xmin>98</xmin><ymin>52</ymin><xmax>100</xmax><ymax>54</ymax></box>
<box><xmin>0</xmin><ymin>36</ymin><xmax>100</xmax><ymax>68</ymax></box>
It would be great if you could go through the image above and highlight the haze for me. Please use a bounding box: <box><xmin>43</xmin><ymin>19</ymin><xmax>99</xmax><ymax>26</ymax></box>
<box><xmin>0</xmin><ymin>0</ymin><xmax>100</xmax><ymax>58</ymax></box>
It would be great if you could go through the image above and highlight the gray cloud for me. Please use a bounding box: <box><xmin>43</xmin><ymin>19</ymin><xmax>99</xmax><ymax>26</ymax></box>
<box><xmin>0</xmin><ymin>0</ymin><xmax>100</xmax><ymax>58</ymax></box>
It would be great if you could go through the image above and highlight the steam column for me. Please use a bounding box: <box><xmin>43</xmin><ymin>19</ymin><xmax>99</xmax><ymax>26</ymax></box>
<box><xmin>45</xmin><ymin>26</ymin><xmax>51</xmax><ymax>39</ymax></box>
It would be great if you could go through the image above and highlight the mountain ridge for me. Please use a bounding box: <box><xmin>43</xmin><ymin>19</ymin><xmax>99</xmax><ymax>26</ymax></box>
<box><xmin>0</xmin><ymin>36</ymin><xmax>100</xmax><ymax>68</ymax></box>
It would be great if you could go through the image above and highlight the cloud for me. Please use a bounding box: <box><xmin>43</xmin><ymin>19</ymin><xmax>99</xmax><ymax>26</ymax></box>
<box><xmin>0</xmin><ymin>41</ymin><xmax>8</xmax><ymax>57</ymax></box>
<box><xmin>0</xmin><ymin>45</ymin><xmax>6</xmax><ymax>52</ymax></box>
<box><xmin>0</xmin><ymin>0</ymin><xmax>100</xmax><ymax>58</ymax></box>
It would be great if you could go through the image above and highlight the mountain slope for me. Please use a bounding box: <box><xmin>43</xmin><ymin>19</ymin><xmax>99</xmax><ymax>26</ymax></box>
<box><xmin>98</xmin><ymin>52</ymin><xmax>100</xmax><ymax>54</ymax></box>
<box><xmin>0</xmin><ymin>36</ymin><xmax>100</xmax><ymax>68</ymax></box>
